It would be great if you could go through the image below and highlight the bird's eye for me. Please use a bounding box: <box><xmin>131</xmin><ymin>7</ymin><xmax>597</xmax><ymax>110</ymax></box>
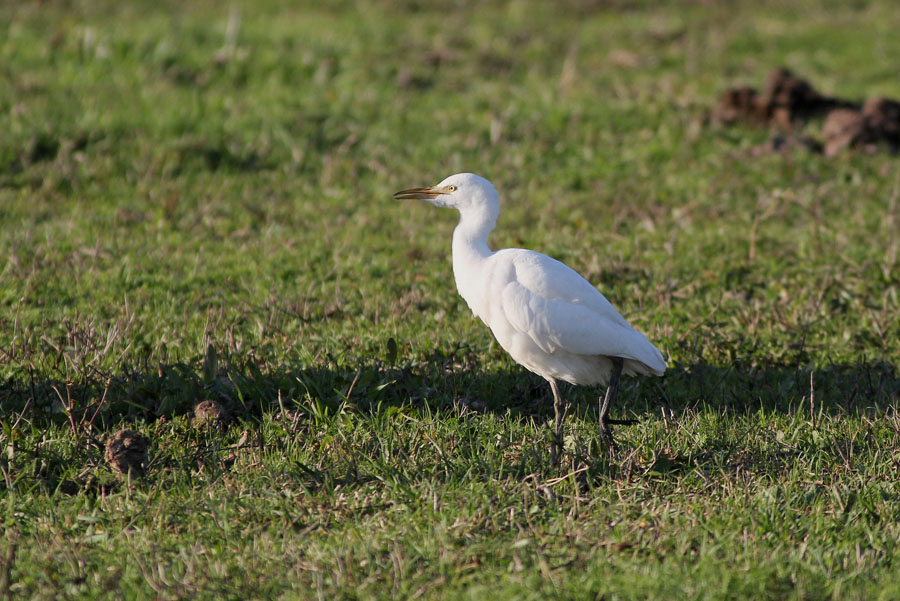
<box><xmin>448</xmin><ymin>185</ymin><xmax>457</xmax><ymax>192</ymax></box>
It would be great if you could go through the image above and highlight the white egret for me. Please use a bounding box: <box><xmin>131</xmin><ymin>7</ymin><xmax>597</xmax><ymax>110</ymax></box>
<box><xmin>394</xmin><ymin>173</ymin><xmax>666</xmax><ymax>457</ymax></box>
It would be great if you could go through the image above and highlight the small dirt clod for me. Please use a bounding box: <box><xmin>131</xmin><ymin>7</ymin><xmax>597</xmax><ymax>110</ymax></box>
<box><xmin>822</xmin><ymin>109</ymin><xmax>867</xmax><ymax>156</ymax></box>
<box><xmin>104</xmin><ymin>429</ymin><xmax>149</xmax><ymax>478</ymax></box>
<box><xmin>863</xmin><ymin>97</ymin><xmax>900</xmax><ymax>148</ymax></box>
<box><xmin>821</xmin><ymin>98</ymin><xmax>900</xmax><ymax>156</ymax></box>
<box><xmin>192</xmin><ymin>400</ymin><xmax>231</xmax><ymax>427</ymax></box>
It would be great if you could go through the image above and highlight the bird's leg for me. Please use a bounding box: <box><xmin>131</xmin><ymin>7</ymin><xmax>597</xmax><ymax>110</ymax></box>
<box><xmin>549</xmin><ymin>378</ymin><xmax>566</xmax><ymax>465</ymax></box>
<box><xmin>598</xmin><ymin>357</ymin><xmax>625</xmax><ymax>448</ymax></box>
<box><xmin>598</xmin><ymin>358</ymin><xmax>623</xmax><ymax>425</ymax></box>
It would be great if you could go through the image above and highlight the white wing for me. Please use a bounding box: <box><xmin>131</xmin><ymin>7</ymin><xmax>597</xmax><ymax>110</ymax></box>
<box><xmin>497</xmin><ymin>249</ymin><xmax>665</xmax><ymax>373</ymax></box>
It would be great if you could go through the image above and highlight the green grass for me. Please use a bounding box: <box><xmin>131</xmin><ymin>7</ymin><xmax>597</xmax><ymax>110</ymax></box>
<box><xmin>2</xmin><ymin>0</ymin><xmax>900</xmax><ymax>599</ymax></box>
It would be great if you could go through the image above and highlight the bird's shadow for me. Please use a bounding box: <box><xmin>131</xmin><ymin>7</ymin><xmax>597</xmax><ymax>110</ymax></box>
<box><xmin>431</xmin><ymin>350</ymin><xmax>899</xmax><ymax>421</ymax></box>
<box><xmin>400</xmin><ymin>350</ymin><xmax>900</xmax><ymax>485</ymax></box>
<box><xmin>2</xmin><ymin>345</ymin><xmax>897</xmax><ymax>491</ymax></box>
<box><xmin>3</xmin><ymin>342</ymin><xmax>897</xmax><ymax>438</ymax></box>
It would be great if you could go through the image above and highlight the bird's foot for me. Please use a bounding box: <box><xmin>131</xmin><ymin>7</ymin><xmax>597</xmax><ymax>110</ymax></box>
<box><xmin>551</xmin><ymin>437</ymin><xmax>563</xmax><ymax>466</ymax></box>
<box><xmin>598</xmin><ymin>424</ymin><xmax>619</xmax><ymax>453</ymax></box>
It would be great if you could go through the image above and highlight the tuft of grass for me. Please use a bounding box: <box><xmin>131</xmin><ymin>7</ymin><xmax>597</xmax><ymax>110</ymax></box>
<box><xmin>2</xmin><ymin>0</ymin><xmax>899</xmax><ymax>599</ymax></box>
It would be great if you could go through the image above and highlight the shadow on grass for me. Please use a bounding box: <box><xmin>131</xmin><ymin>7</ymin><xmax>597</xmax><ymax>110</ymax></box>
<box><xmin>2</xmin><ymin>347</ymin><xmax>897</xmax><ymax>495</ymax></box>
<box><xmin>2</xmin><ymin>343</ymin><xmax>897</xmax><ymax>430</ymax></box>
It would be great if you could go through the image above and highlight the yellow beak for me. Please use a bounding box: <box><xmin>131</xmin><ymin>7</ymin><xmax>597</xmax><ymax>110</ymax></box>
<box><xmin>392</xmin><ymin>186</ymin><xmax>453</xmax><ymax>200</ymax></box>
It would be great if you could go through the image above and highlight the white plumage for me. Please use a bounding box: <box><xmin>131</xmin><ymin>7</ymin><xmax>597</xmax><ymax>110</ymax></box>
<box><xmin>394</xmin><ymin>173</ymin><xmax>665</xmax><ymax>455</ymax></box>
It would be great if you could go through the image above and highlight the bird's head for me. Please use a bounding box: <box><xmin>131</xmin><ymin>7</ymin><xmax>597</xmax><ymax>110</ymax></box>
<box><xmin>393</xmin><ymin>173</ymin><xmax>499</xmax><ymax>215</ymax></box>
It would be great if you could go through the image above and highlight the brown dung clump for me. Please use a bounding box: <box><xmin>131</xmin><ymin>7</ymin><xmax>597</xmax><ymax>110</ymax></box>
<box><xmin>715</xmin><ymin>68</ymin><xmax>854</xmax><ymax>127</ymax></box>
<box><xmin>822</xmin><ymin>98</ymin><xmax>900</xmax><ymax>156</ymax></box>
<box><xmin>104</xmin><ymin>429</ymin><xmax>149</xmax><ymax>478</ymax></box>
<box><xmin>192</xmin><ymin>400</ymin><xmax>231</xmax><ymax>428</ymax></box>
<box><xmin>715</xmin><ymin>68</ymin><xmax>899</xmax><ymax>156</ymax></box>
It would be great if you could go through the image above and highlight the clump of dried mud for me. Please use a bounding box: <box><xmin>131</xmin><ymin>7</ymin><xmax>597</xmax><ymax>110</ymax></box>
<box><xmin>104</xmin><ymin>429</ymin><xmax>149</xmax><ymax>478</ymax></box>
<box><xmin>192</xmin><ymin>399</ymin><xmax>231</xmax><ymax>428</ymax></box>
<box><xmin>714</xmin><ymin>68</ymin><xmax>899</xmax><ymax>156</ymax></box>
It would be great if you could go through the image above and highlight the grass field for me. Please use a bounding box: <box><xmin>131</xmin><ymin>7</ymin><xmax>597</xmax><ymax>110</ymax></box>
<box><xmin>2</xmin><ymin>0</ymin><xmax>900</xmax><ymax>599</ymax></box>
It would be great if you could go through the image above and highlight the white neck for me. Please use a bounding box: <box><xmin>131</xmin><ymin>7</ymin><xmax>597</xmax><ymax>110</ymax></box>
<box><xmin>451</xmin><ymin>206</ymin><xmax>496</xmax><ymax>314</ymax></box>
